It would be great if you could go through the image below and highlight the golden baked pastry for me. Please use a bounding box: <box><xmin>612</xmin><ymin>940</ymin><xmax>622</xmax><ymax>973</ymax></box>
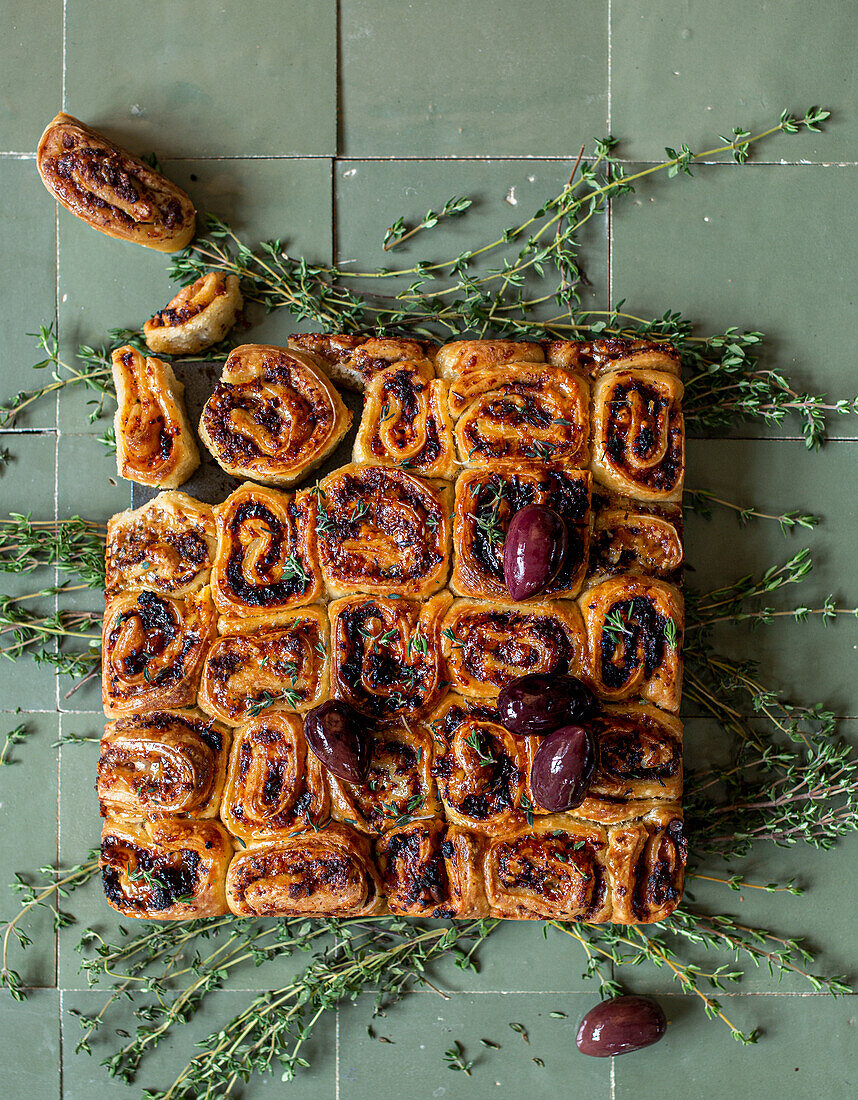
<box><xmin>143</xmin><ymin>272</ymin><xmax>243</xmax><ymax>355</ymax></box>
<box><xmin>329</xmin><ymin>592</ymin><xmax>450</xmax><ymax>722</ymax></box>
<box><xmin>354</xmin><ymin>360</ymin><xmax>456</xmax><ymax>479</ymax></box>
<box><xmin>225</xmin><ymin>825</ymin><xmax>385</xmax><ymax>916</ymax></box>
<box><xmin>105</xmin><ymin>491</ymin><xmax>216</xmax><ymax>598</ymax></box>
<box><xmin>97</xmin><ymin>710</ymin><xmax>229</xmax><ymax>820</ymax></box>
<box><xmin>37</xmin><ymin>113</ymin><xmax>195</xmax><ymax>251</ymax></box>
<box><xmin>440</xmin><ymin>598</ymin><xmax>588</xmax><ymax>698</ymax></box>
<box><xmin>435</xmin><ymin>339</ymin><xmax>544</xmax><ymax>383</ymax></box>
<box><xmin>376</xmin><ymin>820</ymin><xmax>488</xmax><ymax>917</ymax></box>
<box><xmin>452</xmin><ymin>464</ymin><xmax>590</xmax><ymax>600</ymax></box>
<box><xmin>316</xmin><ymin>464</ymin><xmax>452</xmax><ymax>599</ymax></box>
<box><xmin>584</xmin><ymin>703</ymin><xmax>683</xmax><ymax>805</ymax></box>
<box><xmin>606</xmin><ymin>804</ymin><xmax>686</xmax><ymax>924</ymax></box>
<box><xmin>210</xmin><ymin>482</ymin><xmax>323</xmax><ymax>617</ymax></box>
<box><xmin>100</xmin><ymin>818</ymin><xmax>231</xmax><ymax>919</ymax></box>
<box><xmin>111</xmin><ymin>346</ymin><xmax>200</xmax><ymax>488</ymax></box>
<box><xmin>199</xmin><ymin>344</ymin><xmax>352</xmax><ymax>486</ymax></box>
<box><xmin>288</xmin><ymin>333</ymin><xmax>438</xmax><ymax>390</ymax></box>
<box><xmin>102</xmin><ymin>587</ymin><xmax>216</xmax><ymax>717</ymax></box>
<box><xmin>220</xmin><ymin>712</ymin><xmax>329</xmax><ymax>842</ymax></box>
<box><xmin>545</xmin><ymin>337</ymin><xmax>681</xmax><ymax>379</ymax></box>
<box><xmin>590</xmin><ymin>494</ymin><xmax>683</xmax><ymax>582</ymax></box>
<box><xmin>198</xmin><ymin>606</ymin><xmax>329</xmax><ymax>724</ymax></box>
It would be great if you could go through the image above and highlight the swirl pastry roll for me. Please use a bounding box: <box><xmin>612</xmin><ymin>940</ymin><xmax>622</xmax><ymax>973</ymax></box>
<box><xmin>328</xmin><ymin>723</ymin><xmax>440</xmax><ymax>835</ymax></box>
<box><xmin>590</xmin><ymin>495</ymin><xmax>683</xmax><ymax>582</ymax></box>
<box><xmin>102</xmin><ymin>587</ymin><xmax>216</xmax><ymax>717</ymax></box>
<box><xmin>106</xmin><ymin>492</ymin><xmax>216</xmax><ymax>598</ymax></box>
<box><xmin>435</xmin><ymin>339</ymin><xmax>544</xmax><ymax>383</ymax></box>
<box><xmin>545</xmin><ymin>337</ymin><xmax>681</xmax><ymax>379</ymax></box>
<box><xmin>198</xmin><ymin>607</ymin><xmax>329</xmax><ymax>724</ymax></box>
<box><xmin>316</xmin><ymin>464</ymin><xmax>452</xmax><ymax>599</ymax></box>
<box><xmin>97</xmin><ymin>710</ymin><xmax>229</xmax><ymax>820</ymax></box>
<box><xmin>441</xmin><ymin>599</ymin><xmax>587</xmax><ymax>699</ymax></box>
<box><xmin>591</xmin><ymin>369</ymin><xmax>685</xmax><ymax>502</ymax></box>
<box><xmin>143</xmin><ymin>272</ymin><xmax>242</xmax><ymax>355</ymax></box>
<box><xmin>100</xmin><ymin>818</ymin><xmax>231</xmax><ymax>919</ymax></box>
<box><xmin>288</xmin><ymin>333</ymin><xmax>438</xmax><ymax>391</ymax></box>
<box><xmin>220</xmin><ymin>713</ymin><xmax>329</xmax><ymax>842</ymax></box>
<box><xmin>579</xmin><ymin>577</ymin><xmax>683</xmax><ymax>712</ymax></box>
<box><xmin>376</xmin><ymin>820</ymin><xmax>488</xmax><ymax>917</ymax></box>
<box><xmin>483</xmin><ymin>814</ymin><xmax>611</xmax><ymax>921</ymax></box>
<box><xmin>211</xmin><ymin>482</ymin><xmax>322</xmax><ymax>616</ymax></box>
<box><xmin>112</xmin><ymin>346</ymin><xmax>200</xmax><ymax>488</ymax></box>
<box><xmin>607</xmin><ymin>805</ymin><xmax>686</xmax><ymax>923</ymax></box>
<box><xmin>199</xmin><ymin>344</ymin><xmax>351</xmax><ymax>486</ymax></box>
<box><xmin>452</xmin><ymin>464</ymin><xmax>590</xmax><ymax>600</ymax></box>
<box><xmin>225</xmin><ymin>825</ymin><xmax>384</xmax><ymax>916</ymax></box>
<box><xmin>354</xmin><ymin>360</ymin><xmax>456</xmax><ymax>479</ymax></box>
<box><xmin>37</xmin><ymin>113</ymin><xmax>195</xmax><ymax>251</ymax></box>
<box><xmin>585</xmin><ymin>703</ymin><xmax>683</xmax><ymax>805</ymax></box>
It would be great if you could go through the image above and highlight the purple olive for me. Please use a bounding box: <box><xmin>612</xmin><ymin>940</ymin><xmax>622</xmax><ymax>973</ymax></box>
<box><xmin>530</xmin><ymin>725</ymin><xmax>597</xmax><ymax>811</ymax></box>
<box><xmin>503</xmin><ymin>504</ymin><xmax>568</xmax><ymax>601</ymax></box>
<box><xmin>576</xmin><ymin>995</ymin><xmax>667</xmax><ymax>1057</ymax></box>
<box><xmin>497</xmin><ymin>673</ymin><xmax>597</xmax><ymax>736</ymax></box>
<box><xmin>304</xmin><ymin>701</ymin><xmax>368</xmax><ymax>784</ymax></box>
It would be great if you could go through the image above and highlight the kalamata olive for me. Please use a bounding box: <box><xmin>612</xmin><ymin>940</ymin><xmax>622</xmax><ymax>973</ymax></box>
<box><xmin>576</xmin><ymin>995</ymin><xmax>667</xmax><ymax>1057</ymax></box>
<box><xmin>497</xmin><ymin>673</ymin><xmax>597</xmax><ymax>735</ymax></box>
<box><xmin>530</xmin><ymin>725</ymin><xmax>597</xmax><ymax>811</ymax></box>
<box><xmin>304</xmin><ymin>701</ymin><xmax>368</xmax><ymax>784</ymax></box>
<box><xmin>503</xmin><ymin>504</ymin><xmax>568</xmax><ymax>601</ymax></box>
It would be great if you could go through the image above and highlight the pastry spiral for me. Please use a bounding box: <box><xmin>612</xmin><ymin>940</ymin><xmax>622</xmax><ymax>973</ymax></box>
<box><xmin>37</xmin><ymin>113</ymin><xmax>195</xmax><ymax>251</ymax></box>
<box><xmin>590</xmin><ymin>497</ymin><xmax>683</xmax><ymax>582</ymax></box>
<box><xmin>198</xmin><ymin>607</ymin><xmax>330</xmax><ymax>724</ymax></box>
<box><xmin>354</xmin><ymin>360</ymin><xmax>456</xmax><ymax>479</ymax></box>
<box><xmin>111</xmin><ymin>346</ymin><xmax>200</xmax><ymax>489</ymax></box>
<box><xmin>585</xmin><ymin>703</ymin><xmax>683</xmax><ymax>805</ymax></box>
<box><xmin>220</xmin><ymin>712</ymin><xmax>329</xmax><ymax>842</ymax></box>
<box><xmin>435</xmin><ymin>339</ymin><xmax>544</xmax><ymax>383</ymax></box>
<box><xmin>591</xmin><ymin>369</ymin><xmax>685</xmax><ymax>502</ymax></box>
<box><xmin>327</xmin><ymin>723</ymin><xmax>440</xmax><ymax>835</ymax></box>
<box><xmin>376</xmin><ymin>820</ymin><xmax>488</xmax><ymax>917</ymax></box>
<box><xmin>143</xmin><ymin>272</ymin><xmax>243</xmax><ymax>355</ymax></box>
<box><xmin>100</xmin><ymin>818</ymin><xmax>231</xmax><ymax>919</ymax></box>
<box><xmin>579</xmin><ymin>576</ymin><xmax>683</xmax><ymax>712</ymax></box>
<box><xmin>106</xmin><ymin>491</ymin><xmax>216</xmax><ymax>598</ymax></box>
<box><xmin>199</xmin><ymin>344</ymin><xmax>352</xmax><ymax>486</ymax></box>
<box><xmin>607</xmin><ymin>805</ymin><xmax>686</xmax><ymax>923</ymax></box>
<box><xmin>441</xmin><ymin>599</ymin><xmax>588</xmax><ymax>698</ymax></box>
<box><xmin>225</xmin><ymin>825</ymin><xmax>384</xmax><ymax>916</ymax></box>
<box><xmin>452</xmin><ymin>464</ymin><xmax>590</xmax><ymax>600</ymax></box>
<box><xmin>316</xmin><ymin>464</ymin><xmax>452</xmax><ymax>599</ymax></box>
<box><xmin>210</xmin><ymin>482</ymin><xmax>323</xmax><ymax>617</ymax></box>
<box><xmin>545</xmin><ymin>337</ymin><xmax>681</xmax><ymax>379</ymax></box>
<box><xmin>97</xmin><ymin>710</ymin><xmax>229</xmax><ymax>820</ymax></box>
<box><xmin>329</xmin><ymin>592</ymin><xmax>450</xmax><ymax>722</ymax></box>
<box><xmin>288</xmin><ymin>333</ymin><xmax>438</xmax><ymax>391</ymax></box>
<box><xmin>102</xmin><ymin>587</ymin><xmax>216</xmax><ymax>717</ymax></box>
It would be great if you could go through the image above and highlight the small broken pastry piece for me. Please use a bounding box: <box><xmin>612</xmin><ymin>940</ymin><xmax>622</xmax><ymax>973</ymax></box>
<box><xmin>199</xmin><ymin>344</ymin><xmax>351</xmax><ymax>486</ymax></box>
<box><xmin>37</xmin><ymin>113</ymin><xmax>195</xmax><ymax>251</ymax></box>
<box><xmin>105</xmin><ymin>491</ymin><xmax>216</xmax><ymax>598</ymax></box>
<box><xmin>545</xmin><ymin>337</ymin><xmax>681</xmax><ymax>379</ymax></box>
<box><xmin>112</xmin><ymin>345</ymin><xmax>200</xmax><ymax>489</ymax></box>
<box><xmin>606</xmin><ymin>804</ymin><xmax>686</xmax><ymax>924</ymax></box>
<box><xmin>288</xmin><ymin>333</ymin><xmax>438</xmax><ymax>391</ymax></box>
<box><xmin>143</xmin><ymin>272</ymin><xmax>243</xmax><ymax>355</ymax></box>
<box><xmin>590</xmin><ymin>492</ymin><xmax>683</xmax><ymax>583</ymax></box>
<box><xmin>376</xmin><ymin>820</ymin><xmax>488</xmax><ymax>917</ymax></box>
<box><xmin>100</xmin><ymin>818</ymin><xmax>232</xmax><ymax>919</ymax></box>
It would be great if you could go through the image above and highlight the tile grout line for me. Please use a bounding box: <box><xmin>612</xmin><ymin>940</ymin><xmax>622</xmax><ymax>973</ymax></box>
<box><xmin>606</xmin><ymin>0</ymin><xmax>613</xmax><ymax>317</ymax></box>
<box><xmin>610</xmin><ymin>1055</ymin><xmax>616</xmax><ymax>1100</ymax></box>
<box><xmin>61</xmin><ymin>0</ymin><xmax>67</xmax><ymax>112</ymax></box>
<box><xmin>335</xmin><ymin>1005</ymin><xmax>341</xmax><ymax>1100</ymax></box>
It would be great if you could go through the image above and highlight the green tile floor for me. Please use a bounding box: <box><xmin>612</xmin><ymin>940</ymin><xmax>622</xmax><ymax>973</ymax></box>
<box><xmin>1</xmin><ymin>2</ymin><xmax>857</xmax><ymax>1097</ymax></box>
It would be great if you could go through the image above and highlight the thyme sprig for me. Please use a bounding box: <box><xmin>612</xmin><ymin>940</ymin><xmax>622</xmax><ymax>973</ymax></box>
<box><xmin>0</xmin><ymin>514</ymin><xmax>106</xmax><ymax>586</ymax></box>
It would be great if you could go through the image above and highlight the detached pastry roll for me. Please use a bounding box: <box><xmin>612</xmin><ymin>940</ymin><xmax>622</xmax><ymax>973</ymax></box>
<box><xmin>199</xmin><ymin>344</ymin><xmax>351</xmax><ymax>486</ymax></box>
<box><xmin>112</xmin><ymin>346</ymin><xmax>200</xmax><ymax>488</ymax></box>
<box><xmin>225</xmin><ymin>825</ymin><xmax>385</xmax><ymax>916</ymax></box>
<box><xmin>607</xmin><ymin>805</ymin><xmax>686</xmax><ymax>923</ymax></box>
<box><xmin>590</xmin><ymin>495</ymin><xmax>683</xmax><ymax>582</ymax></box>
<box><xmin>329</xmin><ymin>592</ymin><xmax>450</xmax><ymax>722</ymax></box>
<box><xmin>377</xmin><ymin>820</ymin><xmax>488</xmax><ymax>917</ymax></box>
<box><xmin>328</xmin><ymin>723</ymin><xmax>440</xmax><ymax>835</ymax></box>
<box><xmin>354</xmin><ymin>360</ymin><xmax>456</xmax><ymax>479</ymax></box>
<box><xmin>143</xmin><ymin>272</ymin><xmax>242</xmax><ymax>355</ymax></box>
<box><xmin>198</xmin><ymin>607</ymin><xmax>329</xmax><ymax>724</ymax></box>
<box><xmin>97</xmin><ymin>710</ymin><xmax>229</xmax><ymax>820</ymax></box>
<box><xmin>591</xmin><ymin>369</ymin><xmax>685</xmax><ymax>502</ymax></box>
<box><xmin>316</xmin><ymin>464</ymin><xmax>452</xmax><ymax>599</ymax></box>
<box><xmin>102</xmin><ymin>587</ymin><xmax>216</xmax><ymax>717</ymax></box>
<box><xmin>210</xmin><ymin>481</ymin><xmax>322</xmax><ymax>617</ymax></box>
<box><xmin>106</xmin><ymin>491</ymin><xmax>216</xmax><ymax>598</ymax></box>
<box><xmin>100</xmin><ymin>818</ymin><xmax>231</xmax><ymax>919</ymax></box>
<box><xmin>578</xmin><ymin>577</ymin><xmax>683</xmax><ymax>712</ymax></box>
<box><xmin>220</xmin><ymin>712</ymin><xmax>329</xmax><ymax>842</ymax></box>
<box><xmin>37</xmin><ymin>113</ymin><xmax>195</xmax><ymax>251</ymax></box>
<box><xmin>288</xmin><ymin>333</ymin><xmax>438</xmax><ymax>391</ymax></box>
<box><xmin>441</xmin><ymin>598</ymin><xmax>587</xmax><ymax>698</ymax></box>
<box><xmin>545</xmin><ymin>337</ymin><xmax>681</xmax><ymax>379</ymax></box>
<box><xmin>452</xmin><ymin>465</ymin><xmax>590</xmax><ymax>600</ymax></box>
<box><xmin>435</xmin><ymin>339</ymin><xmax>544</xmax><ymax>383</ymax></box>
<box><xmin>586</xmin><ymin>703</ymin><xmax>683</xmax><ymax>805</ymax></box>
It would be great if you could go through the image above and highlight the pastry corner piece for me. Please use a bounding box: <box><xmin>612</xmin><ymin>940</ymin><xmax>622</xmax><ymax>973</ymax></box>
<box><xmin>144</xmin><ymin>272</ymin><xmax>243</xmax><ymax>355</ymax></box>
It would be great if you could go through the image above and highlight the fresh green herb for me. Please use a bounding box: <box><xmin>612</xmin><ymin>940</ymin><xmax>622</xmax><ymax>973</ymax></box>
<box><xmin>508</xmin><ymin>1021</ymin><xmax>529</xmax><ymax>1043</ymax></box>
<box><xmin>383</xmin><ymin>195</ymin><xmax>473</xmax><ymax>251</ymax></box>
<box><xmin>0</xmin><ymin>724</ymin><xmax>29</xmax><ymax>768</ymax></box>
<box><xmin>443</xmin><ymin>1040</ymin><xmax>474</xmax><ymax>1075</ymax></box>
